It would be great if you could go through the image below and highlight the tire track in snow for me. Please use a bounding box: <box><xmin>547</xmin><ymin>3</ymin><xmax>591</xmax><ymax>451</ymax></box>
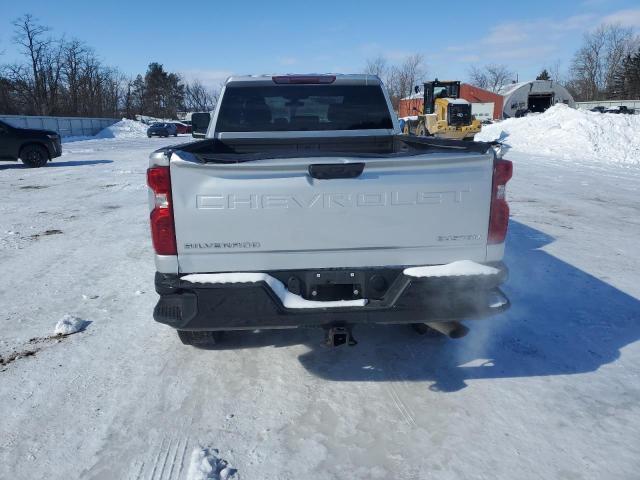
<box><xmin>148</xmin><ymin>435</ymin><xmax>168</xmax><ymax>480</ymax></box>
<box><xmin>131</xmin><ymin>435</ymin><xmax>191</xmax><ymax>480</ymax></box>
<box><xmin>167</xmin><ymin>437</ymin><xmax>188</xmax><ymax>480</ymax></box>
<box><xmin>386</xmin><ymin>382</ymin><xmax>417</xmax><ymax>427</ymax></box>
<box><xmin>383</xmin><ymin>360</ymin><xmax>418</xmax><ymax>427</ymax></box>
<box><xmin>132</xmin><ymin>459</ymin><xmax>145</xmax><ymax>480</ymax></box>
<box><xmin>364</xmin><ymin>352</ymin><xmax>419</xmax><ymax>428</ymax></box>
<box><xmin>156</xmin><ymin>436</ymin><xmax>174</xmax><ymax>480</ymax></box>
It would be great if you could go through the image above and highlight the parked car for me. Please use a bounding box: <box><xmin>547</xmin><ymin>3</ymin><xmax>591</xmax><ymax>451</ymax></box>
<box><xmin>605</xmin><ymin>106</ymin><xmax>635</xmax><ymax>114</ymax></box>
<box><xmin>172</xmin><ymin>122</ymin><xmax>192</xmax><ymax>135</ymax></box>
<box><xmin>589</xmin><ymin>106</ymin><xmax>606</xmax><ymax>113</ymax></box>
<box><xmin>147</xmin><ymin>123</ymin><xmax>178</xmax><ymax>138</ymax></box>
<box><xmin>147</xmin><ymin>74</ymin><xmax>512</xmax><ymax>347</ymax></box>
<box><xmin>0</xmin><ymin>119</ymin><xmax>62</xmax><ymax>168</ymax></box>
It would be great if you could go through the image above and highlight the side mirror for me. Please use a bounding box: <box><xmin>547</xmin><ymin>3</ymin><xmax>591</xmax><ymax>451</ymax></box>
<box><xmin>191</xmin><ymin>112</ymin><xmax>211</xmax><ymax>138</ymax></box>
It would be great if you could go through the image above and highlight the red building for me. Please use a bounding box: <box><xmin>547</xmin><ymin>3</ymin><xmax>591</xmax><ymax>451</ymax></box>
<box><xmin>398</xmin><ymin>84</ymin><xmax>504</xmax><ymax>120</ymax></box>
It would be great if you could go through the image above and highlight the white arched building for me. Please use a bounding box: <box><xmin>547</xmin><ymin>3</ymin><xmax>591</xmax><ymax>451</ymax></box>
<box><xmin>499</xmin><ymin>80</ymin><xmax>575</xmax><ymax>118</ymax></box>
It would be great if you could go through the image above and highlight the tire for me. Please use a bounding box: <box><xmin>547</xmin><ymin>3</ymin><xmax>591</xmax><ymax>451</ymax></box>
<box><xmin>177</xmin><ymin>330</ymin><xmax>222</xmax><ymax>346</ymax></box>
<box><xmin>20</xmin><ymin>144</ymin><xmax>49</xmax><ymax>168</ymax></box>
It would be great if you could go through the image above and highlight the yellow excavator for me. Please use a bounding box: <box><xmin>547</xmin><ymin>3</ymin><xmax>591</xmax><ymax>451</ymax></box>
<box><xmin>403</xmin><ymin>80</ymin><xmax>481</xmax><ymax>140</ymax></box>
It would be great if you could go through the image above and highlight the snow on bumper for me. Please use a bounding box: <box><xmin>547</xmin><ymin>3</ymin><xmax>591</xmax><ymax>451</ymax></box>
<box><xmin>181</xmin><ymin>272</ymin><xmax>367</xmax><ymax>309</ymax></box>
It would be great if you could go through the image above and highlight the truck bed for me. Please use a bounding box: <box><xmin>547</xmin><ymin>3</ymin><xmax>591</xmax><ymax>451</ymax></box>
<box><xmin>168</xmin><ymin>134</ymin><xmax>493</xmax><ymax>163</ymax></box>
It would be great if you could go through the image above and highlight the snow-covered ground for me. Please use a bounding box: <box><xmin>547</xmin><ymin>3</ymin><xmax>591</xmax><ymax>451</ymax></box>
<box><xmin>1</xmin><ymin>126</ymin><xmax>640</xmax><ymax>479</ymax></box>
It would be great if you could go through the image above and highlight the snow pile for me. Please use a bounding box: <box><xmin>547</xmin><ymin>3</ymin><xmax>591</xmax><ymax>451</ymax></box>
<box><xmin>54</xmin><ymin>314</ymin><xmax>88</xmax><ymax>335</ymax></box>
<box><xmin>186</xmin><ymin>448</ymin><xmax>236</xmax><ymax>480</ymax></box>
<box><xmin>95</xmin><ymin>119</ymin><xmax>149</xmax><ymax>139</ymax></box>
<box><xmin>476</xmin><ymin>104</ymin><xmax>640</xmax><ymax>165</ymax></box>
<box><xmin>181</xmin><ymin>272</ymin><xmax>367</xmax><ymax>309</ymax></box>
<box><xmin>404</xmin><ymin>260</ymin><xmax>499</xmax><ymax>278</ymax></box>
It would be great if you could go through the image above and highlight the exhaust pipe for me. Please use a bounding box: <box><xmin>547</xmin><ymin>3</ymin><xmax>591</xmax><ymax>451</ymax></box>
<box><xmin>427</xmin><ymin>321</ymin><xmax>469</xmax><ymax>339</ymax></box>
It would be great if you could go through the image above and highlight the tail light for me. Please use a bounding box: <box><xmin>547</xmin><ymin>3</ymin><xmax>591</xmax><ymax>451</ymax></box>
<box><xmin>272</xmin><ymin>75</ymin><xmax>336</xmax><ymax>84</ymax></box>
<box><xmin>488</xmin><ymin>159</ymin><xmax>513</xmax><ymax>244</ymax></box>
<box><xmin>147</xmin><ymin>166</ymin><xmax>177</xmax><ymax>255</ymax></box>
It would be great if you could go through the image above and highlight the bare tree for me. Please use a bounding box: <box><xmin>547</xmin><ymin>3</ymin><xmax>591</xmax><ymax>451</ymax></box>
<box><xmin>547</xmin><ymin>60</ymin><xmax>564</xmax><ymax>84</ymax></box>
<box><xmin>184</xmin><ymin>79</ymin><xmax>218</xmax><ymax>111</ymax></box>
<box><xmin>62</xmin><ymin>38</ymin><xmax>88</xmax><ymax>114</ymax></box>
<box><xmin>570</xmin><ymin>23</ymin><xmax>638</xmax><ymax>100</ymax></box>
<box><xmin>467</xmin><ymin>65</ymin><xmax>489</xmax><ymax>90</ymax></box>
<box><xmin>364</xmin><ymin>55</ymin><xmax>388</xmax><ymax>80</ymax></box>
<box><xmin>3</xmin><ymin>15</ymin><xmax>175</xmax><ymax>118</ymax></box>
<box><xmin>394</xmin><ymin>54</ymin><xmax>426</xmax><ymax>98</ymax></box>
<box><xmin>363</xmin><ymin>53</ymin><xmax>426</xmax><ymax>110</ymax></box>
<box><xmin>603</xmin><ymin>25</ymin><xmax>638</xmax><ymax>95</ymax></box>
<box><xmin>383</xmin><ymin>54</ymin><xmax>427</xmax><ymax>109</ymax></box>
<box><xmin>467</xmin><ymin>64</ymin><xmax>514</xmax><ymax>92</ymax></box>
<box><xmin>11</xmin><ymin>14</ymin><xmax>51</xmax><ymax>114</ymax></box>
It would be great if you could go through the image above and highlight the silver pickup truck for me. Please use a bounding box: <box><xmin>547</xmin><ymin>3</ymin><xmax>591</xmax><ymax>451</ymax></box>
<box><xmin>147</xmin><ymin>74</ymin><xmax>512</xmax><ymax>347</ymax></box>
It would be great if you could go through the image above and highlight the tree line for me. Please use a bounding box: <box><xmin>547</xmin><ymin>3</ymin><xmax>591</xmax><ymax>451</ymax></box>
<box><xmin>2</xmin><ymin>15</ymin><xmax>639</xmax><ymax>118</ymax></box>
<box><xmin>365</xmin><ymin>22</ymin><xmax>640</xmax><ymax>104</ymax></box>
<box><xmin>570</xmin><ymin>24</ymin><xmax>640</xmax><ymax>101</ymax></box>
<box><xmin>0</xmin><ymin>14</ymin><xmax>219</xmax><ymax>119</ymax></box>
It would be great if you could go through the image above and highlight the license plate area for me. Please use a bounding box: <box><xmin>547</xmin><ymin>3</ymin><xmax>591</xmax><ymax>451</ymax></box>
<box><xmin>303</xmin><ymin>270</ymin><xmax>363</xmax><ymax>301</ymax></box>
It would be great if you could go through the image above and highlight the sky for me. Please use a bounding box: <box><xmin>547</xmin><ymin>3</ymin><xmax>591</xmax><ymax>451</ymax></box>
<box><xmin>1</xmin><ymin>0</ymin><xmax>640</xmax><ymax>88</ymax></box>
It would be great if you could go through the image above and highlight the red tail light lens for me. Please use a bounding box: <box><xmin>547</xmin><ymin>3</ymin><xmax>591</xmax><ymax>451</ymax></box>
<box><xmin>488</xmin><ymin>159</ymin><xmax>513</xmax><ymax>244</ymax></box>
<box><xmin>147</xmin><ymin>166</ymin><xmax>177</xmax><ymax>255</ymax></box>
<box><xmin>147</xmin><ymin>166</ymin><xmax>171</xmax><ymax>193</ymax></box>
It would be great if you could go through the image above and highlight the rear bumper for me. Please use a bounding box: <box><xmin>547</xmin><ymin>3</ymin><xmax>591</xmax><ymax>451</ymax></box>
<box><xmin>153</xmin><ymin>264</ymin><xmax>510</xmax><ymax>331</ymax></box>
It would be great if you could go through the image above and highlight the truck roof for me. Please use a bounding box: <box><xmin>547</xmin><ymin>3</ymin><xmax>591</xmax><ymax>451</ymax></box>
<box><xmin>224</xmin><ymin>74</ymin><xmax>383</xmax><ymax>86</ymax></box>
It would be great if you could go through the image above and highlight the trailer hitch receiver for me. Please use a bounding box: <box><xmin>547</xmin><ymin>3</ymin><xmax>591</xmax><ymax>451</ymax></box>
<box><xmin>324</xmin><ymin>326</ymin><xmax>358</xmax><ymax>347</ymax></box>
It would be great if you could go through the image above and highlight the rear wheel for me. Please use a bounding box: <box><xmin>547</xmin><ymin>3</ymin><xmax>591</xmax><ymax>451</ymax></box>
<box><xmin>177</xmin><ymin>330</ymin><xmax>223</xmax><ymax>346</ymax></box>
<box><xmin>20</xmin><ymin>144</ymin><xmax>49</xmax><ymax>168</ymax></box>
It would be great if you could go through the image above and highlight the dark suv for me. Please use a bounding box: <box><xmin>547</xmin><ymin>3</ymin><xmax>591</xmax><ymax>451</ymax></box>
<box><xmin>0</xmin><ymin>120</ymin><xmax>62</xmax><ymax>167</ymax></box>
<box><xmin>147</xmin><ymin>122</ymin><xmax>178</xmax><ymax>138</ymax></box>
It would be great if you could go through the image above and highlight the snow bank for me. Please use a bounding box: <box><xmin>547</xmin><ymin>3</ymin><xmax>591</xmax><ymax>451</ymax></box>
<box><xmin>476</xmin><ymin>104</ymin><xmax>640</xmax><ymax>165</ymax></box>
<box><xmin>186</xmin><ymin>448</ymin><xmax>236</xmax><ymax>480</ymax></box>
<box><xmin>181</xmin><ymin>272</ymin><xmax>367</xmax><ymax>309</ymax></box>
<box><xmin>62</xmin><ymin>119</ymin><xmax>149</xmax><ymax>143</ymax></box>
<box><xmin>404</xmin><ymin>260</ymin><xmax>499</xmax><ymax>278</ymax></box>
<box><xmin>95</xmin><ymin>119</ymin><xmax>148</xmax><ymax>139</ymax></box>
<box><xmin>54</xmin><ymin>314</ymin><xmax>88</xmax><ymax>335</ymax></box>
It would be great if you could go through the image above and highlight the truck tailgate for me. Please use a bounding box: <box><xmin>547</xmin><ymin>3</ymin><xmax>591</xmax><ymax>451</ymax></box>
<box><xmin>170</xmin><ymin>152</ymin><xmax>493</xmax><ymax>273</ymax></box>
